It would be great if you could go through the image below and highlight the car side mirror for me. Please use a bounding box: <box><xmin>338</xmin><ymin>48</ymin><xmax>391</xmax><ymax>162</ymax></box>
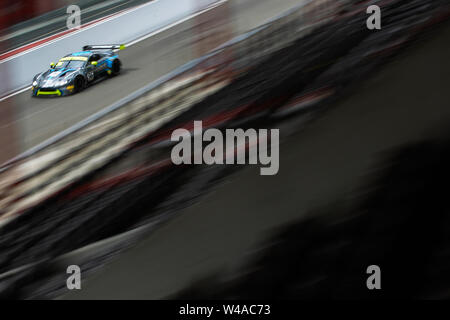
<box><xmin>50</xmin><ymin>62</ymin><xmax>55</xmax><ymax>68</ymax></box>
<box><xmin>91</xmin><ymin>61</ymin><xmax>98</xmax><ymax>66</ymax></box>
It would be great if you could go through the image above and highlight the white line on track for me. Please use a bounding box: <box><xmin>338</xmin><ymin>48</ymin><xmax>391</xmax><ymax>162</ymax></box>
<box><xmin>0</xmin><ymin>0</ymin><xmax>228</xmax><ymax>103</ymax></box>
<box><xmin>0</xmin><ymin>86</ymin><xmax>31</xmax><ymax>103</ymax></box>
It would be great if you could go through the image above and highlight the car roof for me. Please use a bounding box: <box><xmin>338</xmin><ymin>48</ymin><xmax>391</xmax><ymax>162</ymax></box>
<box><xmin>65</xmin><ymin>51</ymin><xmax>93</xmax><ymax>58</ymax></box>
<box><xmin>62</xmin><ymin>50</ymin><xmax>112</xmax><ymax>60</ymax></box>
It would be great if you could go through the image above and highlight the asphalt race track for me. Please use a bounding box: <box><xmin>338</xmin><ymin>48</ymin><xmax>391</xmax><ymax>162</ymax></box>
<box><xmin>0</xmin><ymin>0</ymin><xmax>304</xmax><ymax>156</ymax></box>
<box><xmin>59</xmin><ymin>18</ymin><xmax>450</xmax><ymax>299</ymax></box>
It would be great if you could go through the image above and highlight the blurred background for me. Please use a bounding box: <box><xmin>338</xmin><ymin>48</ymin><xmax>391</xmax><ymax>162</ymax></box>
<box><xmin>0</xmin><ymin>0</ymin><xmax>450</xmax><ymax>299</ymax></box>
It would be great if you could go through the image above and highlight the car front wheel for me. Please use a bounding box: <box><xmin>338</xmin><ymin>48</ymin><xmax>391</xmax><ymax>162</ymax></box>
<box><xmin>74</xmin><ymin>76</ymin><xmax>85</xmax><ymax>93</ymax></box>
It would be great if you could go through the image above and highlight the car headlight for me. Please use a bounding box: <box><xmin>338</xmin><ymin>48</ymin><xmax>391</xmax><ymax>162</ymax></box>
<box><xmin>32</xmin><ymin>80</ymin><xmax>38</xmax><ymax>87</ymax></box>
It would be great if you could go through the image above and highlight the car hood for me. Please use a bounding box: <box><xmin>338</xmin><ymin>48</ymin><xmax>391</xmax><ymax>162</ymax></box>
<box><xmin>36</xmin><ymin>68</ymin><xmax>78</xmax><ymax>87</ymax></box>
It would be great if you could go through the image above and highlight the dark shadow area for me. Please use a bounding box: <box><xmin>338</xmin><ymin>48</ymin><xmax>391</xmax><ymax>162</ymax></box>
<box><xmin>173</xmin><ymin>132</ymin><xmax>450</xmax><ymax>299</ymax></box>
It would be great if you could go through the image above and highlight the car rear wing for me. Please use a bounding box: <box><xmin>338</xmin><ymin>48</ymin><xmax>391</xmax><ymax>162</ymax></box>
<box><xmin>82</xmin><ymin>44</ymin><xmax>126</xmax><ymax>51</ymax></box>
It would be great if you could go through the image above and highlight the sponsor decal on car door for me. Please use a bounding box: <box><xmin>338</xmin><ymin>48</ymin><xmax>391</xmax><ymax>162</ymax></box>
<box><xmin>95</xmin><ymin>58</ymin><xmax>108</xmax><ymax>77</ymax></box>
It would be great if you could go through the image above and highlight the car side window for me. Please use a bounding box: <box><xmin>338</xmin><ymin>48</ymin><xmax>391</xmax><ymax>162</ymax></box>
<box><xmin>92</xmin><ymin>54</ymin><xmax>101</xmax><ymax>61</ymax></box>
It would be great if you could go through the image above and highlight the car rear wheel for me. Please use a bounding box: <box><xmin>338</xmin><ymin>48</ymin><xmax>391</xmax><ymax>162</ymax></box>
<box><xmin>111</xmin><ymin>59</ymin><xmax>121</xmax><ymax>76</ymax></box>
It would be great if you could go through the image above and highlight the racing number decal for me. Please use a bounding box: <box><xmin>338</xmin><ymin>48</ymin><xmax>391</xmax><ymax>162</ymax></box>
<box><xmin>87</xmin><ymin>71</ymin><xmax>94</xmax><ymax>81</ymax></box>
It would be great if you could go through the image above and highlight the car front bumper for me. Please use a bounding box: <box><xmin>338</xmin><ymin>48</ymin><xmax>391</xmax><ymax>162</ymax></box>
<box><xmin>32</xmin><ymin>85</ymin><xmax>75</xmax><ymax>97</ymax></box>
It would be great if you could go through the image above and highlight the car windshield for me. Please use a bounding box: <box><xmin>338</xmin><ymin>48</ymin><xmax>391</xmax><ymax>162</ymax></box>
<box><xmin>54</xmin><ymin>59</ymin><xmax>85</xmax><ymax>69</ymax></box>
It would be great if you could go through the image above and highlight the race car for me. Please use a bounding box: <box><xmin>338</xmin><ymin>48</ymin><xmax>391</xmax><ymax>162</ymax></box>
<box><xmin>31</xmin><ymin>44</ymin><xmax>124</xmax><ymax>97</ymax></box>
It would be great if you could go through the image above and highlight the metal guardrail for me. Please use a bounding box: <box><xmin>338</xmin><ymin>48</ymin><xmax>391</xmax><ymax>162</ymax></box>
<box><xmin>0</xmin><ymin>0</ymin><xmax>349</xmax><ymax>222</ymax></box>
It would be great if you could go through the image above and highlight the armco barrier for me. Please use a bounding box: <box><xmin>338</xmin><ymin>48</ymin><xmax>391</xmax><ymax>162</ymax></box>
<box><xmin>0</xmin><ymin>0</ymin><xmax>219</xmax><ymax>97</ymax></box>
